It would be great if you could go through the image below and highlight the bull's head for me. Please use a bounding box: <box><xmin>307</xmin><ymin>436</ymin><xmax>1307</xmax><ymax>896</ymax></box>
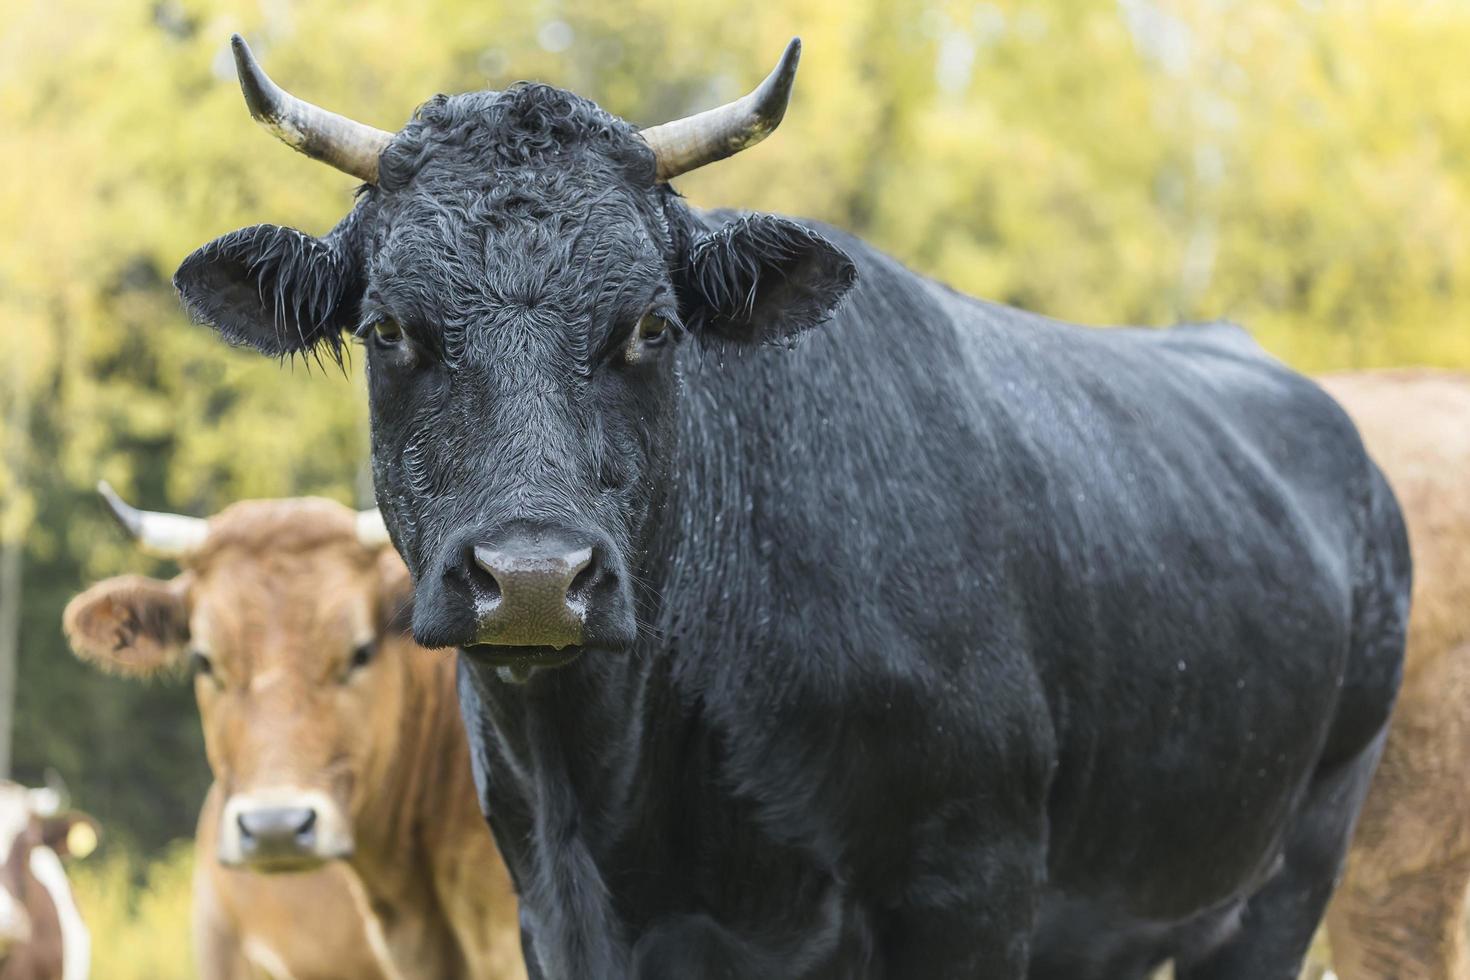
<box><xmin>175</xmin><ymin>37</ymin><xmax>857</xmax><ymax>675</ymax></box>
<box><xmin>64</xmin><ymin>486</ymin><xmax>417</xmax><ymax>871</ymax></box>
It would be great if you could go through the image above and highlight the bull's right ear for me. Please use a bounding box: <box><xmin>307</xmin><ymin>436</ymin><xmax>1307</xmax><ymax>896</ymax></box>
<box><xmin>173</xmin><ymin>217</ymin><xmax>363</xmax><ymax>360</ymax></box>
<box><xmin>63</xmin><ymin>575</ymin><xmax>190</xmax><ymax>677</ymax></box>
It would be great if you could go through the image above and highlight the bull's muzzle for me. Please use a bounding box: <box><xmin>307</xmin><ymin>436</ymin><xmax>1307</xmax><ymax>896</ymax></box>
<box><xmin>467</xmin><ymin>529</ymin><xmax>598</xmax><ymax>650</ymax></box>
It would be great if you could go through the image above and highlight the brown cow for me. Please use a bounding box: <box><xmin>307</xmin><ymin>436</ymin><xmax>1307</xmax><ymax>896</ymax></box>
<box><xmin>0</xmin><ymin>781</ymin><xmax>97</xmax><ymax>980</ymax></box>
<box><xmin>1318</xmin><ymin>370</ymin><xmax>1470</xmax><ymax>980</ymax></box>
<box><xmin>64</xmin><ymin>490</ymin><xmax>524</xmax><ymax>980</ymax></box>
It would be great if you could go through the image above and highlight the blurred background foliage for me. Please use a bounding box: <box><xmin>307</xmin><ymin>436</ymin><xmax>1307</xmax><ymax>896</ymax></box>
<box><xmin>1</xmin><ymin>0</ymin><xmax>1468</xmax><ymax>863</ymax></box>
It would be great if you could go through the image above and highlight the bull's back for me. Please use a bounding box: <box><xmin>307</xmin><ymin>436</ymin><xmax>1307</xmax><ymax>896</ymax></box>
<box><xmin>919</xmin><ymin>280</ymin><xmax>1406</xmax><ymax>911</ymax></box>
<box><xmin>677</xmin><ymin>225</ymin><xmax>1405</xmax><ymax>923</ymax></box>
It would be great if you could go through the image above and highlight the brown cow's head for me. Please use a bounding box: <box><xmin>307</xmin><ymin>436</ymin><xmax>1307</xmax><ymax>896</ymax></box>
<box><xmin>0</xmin><ymin>781</ymin><xmax>98</xmax><ymax>958</ymax></box>
<box><xmin>64</xmin><ymin>490</ymin><xmax>419</xmax><ymax>873</ymax></box>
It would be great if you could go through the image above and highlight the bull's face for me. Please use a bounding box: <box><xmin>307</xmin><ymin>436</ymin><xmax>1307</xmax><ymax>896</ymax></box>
<box><xmin>172</xmin><ymin>38</ymin><xmax>855</xmax><ymax>674</ymax></box>
<box><xmin>64</xmin><ymin>498</ymin><xmax>417</xmax><ymax>871</ymax></box>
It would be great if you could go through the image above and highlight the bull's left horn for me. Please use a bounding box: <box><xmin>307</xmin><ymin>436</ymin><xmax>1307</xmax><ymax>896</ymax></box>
<box><xmin>356</xmin><ymin>510</ymin><xmax>391</xmax><ymax>548</ymax></box>
<box><xmin>98</xmin><ymin>481</ymin><xmax>209</xmax><ymax>560</ymax></box>
<box><xmin>639</xmin><ymin>38</ymin><xmax>801</xmax><ymax>182</ymax></box>
<box><xmin>230</xmin><ymin>34</ymin><xmax>395</xmax><ymax>184</ymax></box>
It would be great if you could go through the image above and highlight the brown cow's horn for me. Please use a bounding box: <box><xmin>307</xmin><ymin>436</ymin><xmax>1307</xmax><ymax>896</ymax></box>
<box><xmin>640</xmin><ymin>38</ymin><xmax>801</xmax><ymax>181</ymax></box>
<box><xmin>230</xmin><ymin>33</ymin><xmax>394</xmax><ymax>184</ymax></box>
<box><xmin>356</xmin><ymin>510</ymin><xmax>392</xmax><ymax>548</ymax></box>
<box><xmin>97</xmin><ymin>481</ymin><xmax>209</xmax><ymax>559</ymax></box>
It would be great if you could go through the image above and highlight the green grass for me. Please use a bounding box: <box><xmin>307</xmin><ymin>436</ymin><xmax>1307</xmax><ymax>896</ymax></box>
<box><xmin>69</xmin><ymin>841</ymin><xmax>195</xmax><ymax>980</ymax></box>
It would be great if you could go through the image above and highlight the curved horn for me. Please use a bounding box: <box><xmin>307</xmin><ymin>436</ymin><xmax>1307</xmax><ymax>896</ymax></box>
<box><xmin>356</xmin><ymin>510</ymin><xmax>392</xmax><ymax>549</ymax></box>
<box><xmin>230</xmin><ymin>34</ymin><xmax>395</xmax><ymax>184</ymax></box>
<box><xmin>97</xmin><ymin>481</ymin><xmax>209</xmax><ymax>560</ymax></box>
<box><xmin>640</xmin><ymin>38</ymin><xmax>802</xmax><ymax>182</ymax></box>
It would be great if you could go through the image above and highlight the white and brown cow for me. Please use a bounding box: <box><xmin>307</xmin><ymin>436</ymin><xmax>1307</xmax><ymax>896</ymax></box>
<box><xmin>1317</xmin><ymin>370</ymin><xmax>1470</xmax><ymax>980</ymax></box>
<box><xmin>64</xmin><ymin>489</ymin><xmax>524</xmax><ymax>980</ymax></box>
<box><xmin>0</xmin><ymin>781</ymin><xmax>96</xmax><ymax>980</ymax></box>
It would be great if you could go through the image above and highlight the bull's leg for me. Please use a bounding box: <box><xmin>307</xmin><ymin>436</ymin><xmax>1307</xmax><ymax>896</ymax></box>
<box><xmin>879</xmin><ymin>840</ymin><xmax>1044</xmax><ymax>979</ymax></box>
<box><xmin>630</xmin><ymin>913</ymin><xmax>772</xmax><ymax>979</ymax></box>
<box><xmin>1173</xmin><ymin>729</ymin><xmax>1386</xmax><ymax>980</ymax></box>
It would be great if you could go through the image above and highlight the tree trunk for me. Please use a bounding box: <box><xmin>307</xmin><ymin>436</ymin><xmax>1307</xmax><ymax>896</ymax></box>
<box><xmin>0</xmin><ymin>373</ymin><xmax>31</xmax><ymax>779</ymax></box>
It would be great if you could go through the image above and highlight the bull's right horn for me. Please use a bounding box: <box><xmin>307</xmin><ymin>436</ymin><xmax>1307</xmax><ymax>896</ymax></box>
<box><xmin>230</xmin><ymin>34</ymin><xmax>395</xmax><ymax>184</ymax></box>
<box><xmin>97</xmin><ymin>481</ymin><xmax>209</xmax><ymax>560</ymax></box>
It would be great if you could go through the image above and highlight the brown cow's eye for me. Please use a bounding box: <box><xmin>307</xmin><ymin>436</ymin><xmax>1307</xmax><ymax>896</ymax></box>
<box><xmin>349</xmin><ymin>642</ymin><xmax>376</xmax><ymax>672</ymax></box>
<box><xmin>189</xmin><ymin>650</ymin><xmax>214</xmax><ymax>679</ymax></box>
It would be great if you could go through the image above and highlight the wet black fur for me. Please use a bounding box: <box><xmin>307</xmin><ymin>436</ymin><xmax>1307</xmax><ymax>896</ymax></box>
<box><xmin>175</xmin><ymin>79</ymin><xmax>1411</xmax><ymax>979</ymax></box>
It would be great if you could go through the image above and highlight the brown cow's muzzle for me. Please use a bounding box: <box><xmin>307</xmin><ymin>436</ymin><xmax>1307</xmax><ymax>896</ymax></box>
<box><xmin>218</xmin><ymin>789</ymin><xmax>352</xmax><ymax>872</ymax></box>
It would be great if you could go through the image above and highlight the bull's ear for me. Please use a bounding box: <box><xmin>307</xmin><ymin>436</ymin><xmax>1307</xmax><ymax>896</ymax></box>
<box><xmin>63</xmin><ymin>575</ymin><xmax>190</xmax><ymax>677</ymax></box>
<box><xmin>41</xmin><ymin>812</ymin><xmax>101</xmax><ymax>860</ymax></box>
<box><xmin>173</xmin><ymin>217</ymin><xmax>363</xmax><ymax>360</ymax></box>
<box><xmin>683</xmin><ymin>214</ymin><xmax>857</xmax><ymax>347</ymax></box>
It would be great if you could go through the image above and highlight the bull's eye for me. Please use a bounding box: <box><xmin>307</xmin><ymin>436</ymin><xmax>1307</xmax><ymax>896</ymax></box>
<box><xmin>620</xmin><ymin>312</ymin><xmax>673</xmax><ymax>365</ymax></box>
<box><xmin>372</xmin><ymin>319</ymin><xmax>403</xmax><ymax>347</ymax></box>
<box><xmin>637</xmin><ymin>313</ymin><xmax>669</xmax><ymax>346</ymax></box>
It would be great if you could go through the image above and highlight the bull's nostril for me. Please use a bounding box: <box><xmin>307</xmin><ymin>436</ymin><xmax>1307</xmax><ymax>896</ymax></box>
<box><xmin>567</xmin><ymin>547</ymin><xmax>596</xmax><ymax>599</ymax></box>
<box><xmin>469</xmin><ymin>545</ymin><xmax>505</xmax><ymax>601</ymax></box>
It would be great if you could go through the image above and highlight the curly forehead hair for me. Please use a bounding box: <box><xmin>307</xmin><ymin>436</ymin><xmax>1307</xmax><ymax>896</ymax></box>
<box><xmin>378</xmin><ymin>83</ymin><xmax>661</xmax><ymax>193</ymax></box>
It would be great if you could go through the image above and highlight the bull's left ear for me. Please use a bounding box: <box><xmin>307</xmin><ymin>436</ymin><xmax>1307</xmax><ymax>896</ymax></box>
<box><xmin>682</xmin><ymin>215</ymin><xmax>857</xmax><ymax>347</ymax></box>
<box><xmin>173</xmin><ymin>213</ymin><xmax>363</xmax><ymax>360</ymax></box>
<box><xmin>41</xmin><ymin>812</ymin><xmax>101</xmax><ymax>860</ymax></box>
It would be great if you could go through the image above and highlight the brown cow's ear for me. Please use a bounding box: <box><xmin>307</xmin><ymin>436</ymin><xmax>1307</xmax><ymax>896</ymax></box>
<box><xmin>375</xmin><ymin>549</ymin><xmax>415</xmax><ymax>635</ymax></box>
<box><xmin>63</xmin><ymin>575</ymin><xmax>190</xmax><ymax>677</ymax></box>
<box><xmin>40</xmin><ymin>812</ymin><xmax>101</xmax><ymax>860</ymax></box>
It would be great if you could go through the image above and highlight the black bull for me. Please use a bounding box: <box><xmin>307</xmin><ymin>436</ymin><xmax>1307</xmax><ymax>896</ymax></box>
<box><xmin>172</xmin><ymin>37</ymin><xmax>1410</xmax><ymax>979</ymax></box>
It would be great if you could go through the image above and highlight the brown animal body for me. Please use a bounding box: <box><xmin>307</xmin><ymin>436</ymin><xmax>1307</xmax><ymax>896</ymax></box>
<box><xmin>64</xmin><ymin>496</ymin><xmax>524</xmax><ymax>980</ymax></box>
<box><xmin>1320</xmin><ymin>370</ymin><xmax>1470</xmax><ymax>980</ymax></box>
<box><xmin>0</xmin><ymin>782</ymin><xmax>96</xmax><ymax>980</ymax></box>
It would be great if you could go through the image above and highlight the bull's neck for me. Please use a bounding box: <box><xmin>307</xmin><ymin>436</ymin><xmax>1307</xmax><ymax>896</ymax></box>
<box><xmin>449</xmin><ymin>368</ymin><xmax>716</xmax><ymax>976</ymax></box>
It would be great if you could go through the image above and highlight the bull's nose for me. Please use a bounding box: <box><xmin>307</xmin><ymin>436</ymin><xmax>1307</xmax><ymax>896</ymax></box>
<box><xmin>467</xmin><ymin>531</ymin><xmax>597</xmax><ymax>649</ymax></box>
<box><xmin>237</xmin><ymin>806</ymin><xmax>317</xmax><ymax>861</ymax></box>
